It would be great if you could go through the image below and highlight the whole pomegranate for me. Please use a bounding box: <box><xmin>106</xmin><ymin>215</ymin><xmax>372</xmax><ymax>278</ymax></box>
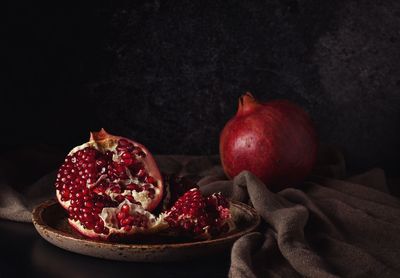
<box><xmin>220</xmin><ymin>92</ymin><xmax>318</xmax><ymax>191</ymax></box>
<box><xmin>55</xmin><ymin>129</ymin><xmax>165</xmax><ymax>239</ymax></box>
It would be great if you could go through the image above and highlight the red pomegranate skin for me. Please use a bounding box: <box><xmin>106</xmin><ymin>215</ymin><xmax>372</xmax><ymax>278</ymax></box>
<box><xmin>220</xmin><ymin>93</ymin><xmax>318</xmax><ymax>191</ymax></box>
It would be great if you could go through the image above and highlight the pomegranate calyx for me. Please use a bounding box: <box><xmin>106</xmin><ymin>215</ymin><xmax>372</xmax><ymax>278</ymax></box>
<box><xmin>89</xmin><ymin>128</ymin><xmax>111</xmax><ymax>142</ymax></box>
<box><xmin>237</xmin><ymin>92</ymin><xmax>261</xmax><ymax>116</ymax></box>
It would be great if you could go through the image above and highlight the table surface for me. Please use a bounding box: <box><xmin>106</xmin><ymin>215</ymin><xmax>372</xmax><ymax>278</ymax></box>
<box><xmin>0</xmin><ymin>220</ymin><xmax>230</xmax><ymax>278</ymax></box>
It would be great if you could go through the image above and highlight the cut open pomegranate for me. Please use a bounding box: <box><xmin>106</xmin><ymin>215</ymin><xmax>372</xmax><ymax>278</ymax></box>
<box><xmin>55</xmin><ymin>129</ymin><xmax>164</xmax><ymax>239</ymax></box>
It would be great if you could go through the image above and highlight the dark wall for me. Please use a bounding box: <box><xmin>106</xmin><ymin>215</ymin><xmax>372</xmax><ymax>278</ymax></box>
<box><xmin>6</xmin><ymin>0</ymin><xmax>400</xmax><ymax>174</ymax></box>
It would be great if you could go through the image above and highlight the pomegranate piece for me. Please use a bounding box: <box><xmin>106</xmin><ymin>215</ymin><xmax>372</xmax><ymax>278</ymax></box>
<box><xmin>55</xmin><ymin>129</ymin><xmax>164</xmax><ymax>240</ymax></box>
<box><xmin>165</xmin><ymin>188</ymin><xmax>233</xmax><ymax>239</ymax></box>
<box><xmin>220</xmin><ymin>92</ymin><xmax>318</xmax><ymax>191</ymax></box>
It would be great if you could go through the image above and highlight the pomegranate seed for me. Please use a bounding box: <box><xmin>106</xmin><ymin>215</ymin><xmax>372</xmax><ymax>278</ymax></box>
<box><xmin>81</xmin><ymin>207</ymin><xmax>91</xmax><ymax>214</ymax></box>
<box><xmin>93</xmin><ymin>187</ymin><xmax>105</xmax><ymax>194</ymax></box>
<box><xmin>85</xmin><ymin>221</ymin><xmax>94</xmax><ymax>229</ymax></box>
<box><xmin>83</xmin><ymin>195</ymin><xmax>90</xmax><ymax>201</ymax></box>
<box><xmin>75</xmin><ymin>199</ymin><xmax>83</xmax><ymax>207</ymax></box>
<box><xmin>110</xmin><ymin>186</ymin><xmax>121</xmax><ymax>193</ymax></box>
<box><xmin>125</xmin><ymin>195</ymin><xmax>135</xmax><ymax>202</ymax></box>
<box><xmin>121</xmin><ymin>152</ymin><xmax>134</xmax><ymax>166</ymax></box>
<box><xmin>116</xmin><ymin>195</ymin><xmax>126</xmax><ymax>202</ymax></box>
<box><xmin>121</xmin><ymin>204</ymin><xmax>130</xmax><ymax>214</ymax></box>
<box><xmin>96</xmin><ymin>158</ymin><xmax>106</xmax><ymax>167</ymax></box>
<box><xmin>126</xmin><ymin>183</ymin><xmax>138</xmax><ymax>191</ymax></box>
<box><xmin>145</xmin><ymin>176</ymin><xmax>156</xmax><ymax>184</ymax></box>
<box><xmin>87</xmin><ymin>178</ymin><xmax>95</xmax><ymax>184</ymax></box>
<box><xmin>123</xmin><ymin>225</ymin><xmax>132</xmax><ymax>232</ymax></box>
<box><xmin>61</xmin><ymin>190</ymin><xmax>70</xmax><ymax>198</ymax></box>
<box><xmin>121</xmin><ymin>217</ymin><xmax>133</xmax><ymax>226</ymax></box>
<box><xmin>94</xmin><ymin>224</ymin><xmax>104</xmax><ymax>234</ymax></box>
<box><xmin>137</xmin><ymin>169</ymin><xmax>146</xmax><ymax>178</ymax></box>
<box><xmin>117</xmin><ymin>212</ymin><xmax>126</xmax><ymax>220</ymax></box>
<box><xmin>83</xmin><ymin>213</ymin><xmax>93</xmax><ymax>222</ymax></box>
<box><xmin>84</xmin><ymin>201</ymin><xmax>94</xmax><ymax>208</ymax></box>
<box><xmin>93</xmin><ymin>207</ymin><xmax>102</xmax><ymax>214</ymax></box>
<box><xmin>117</xmin><ymin>139</ymin><xmax>134</xmax><ymax>152</ymax></box>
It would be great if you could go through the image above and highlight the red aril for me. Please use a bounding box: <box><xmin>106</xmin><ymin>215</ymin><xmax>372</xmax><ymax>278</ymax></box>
<box><xmin>220</xmin><ymin>93</ymin><xmax>318</xmax><ymax>191</ymax></box>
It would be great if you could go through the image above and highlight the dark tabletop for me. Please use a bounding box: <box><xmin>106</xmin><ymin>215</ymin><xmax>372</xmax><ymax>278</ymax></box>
<box><xmin>0</xmin><ymin>220</ymin><xmax>230</xmax><ymax>278</ymax></box>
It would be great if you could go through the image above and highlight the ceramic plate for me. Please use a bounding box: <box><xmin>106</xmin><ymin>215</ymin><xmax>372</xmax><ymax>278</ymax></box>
<box><xmin>32</xmin><ymin>199</ymin><xmax>260</xmax><ymax>262</ymax></box>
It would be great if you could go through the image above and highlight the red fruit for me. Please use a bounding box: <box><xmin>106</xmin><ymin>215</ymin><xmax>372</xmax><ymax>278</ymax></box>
<box><xmin>55</xmin><ymin>129</ymin><xmax>164</xmax><ymax>240</ymax></box>
<box><xmin>165</xmin><ymin>188</ymin><xmax>232</xmax><ymax>239</ymax></box>
<box><xmin>220</xmin><ymin>92</ymin><xmax>318</xmax><ymax>191</ymax></box>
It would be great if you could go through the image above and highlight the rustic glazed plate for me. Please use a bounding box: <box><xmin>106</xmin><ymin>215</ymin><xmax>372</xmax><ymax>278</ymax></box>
<box><xmin>32</xmin><ymin>199</ymin><xmax>260</xmax><ymax>262</ymax></box>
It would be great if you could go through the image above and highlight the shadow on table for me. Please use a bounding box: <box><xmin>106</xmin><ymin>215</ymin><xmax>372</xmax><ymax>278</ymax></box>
<box><xmin>0</xmin><ymin>220</ymin><xmax>230</xmax><ymax>278</ymax></box>
<box><xmin>31</xmin><ymin>235</ymin><xmax>230</xmax><ymax>278</ymax></box>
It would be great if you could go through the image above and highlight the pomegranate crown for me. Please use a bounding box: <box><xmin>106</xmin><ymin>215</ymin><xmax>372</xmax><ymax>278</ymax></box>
<box><xmin>89</xmin><ymin>128</ymin><xmax>112</xmax><ymax>142</ymax></box>
<box><xmin>237</xmin><ymin>92</ymin><xmax>261</xmax><ymax>115</ymax></box>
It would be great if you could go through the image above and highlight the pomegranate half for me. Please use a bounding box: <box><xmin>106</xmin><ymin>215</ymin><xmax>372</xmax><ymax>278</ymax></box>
<box><xmin>220</xmin><ymin>92</ymin><xmax>318</xmax><ymax>191</ymax></box>
<box><xmin>55</xmin><ymin>129</ymin><xmax>165</xmax><ymax>239</ymax></box>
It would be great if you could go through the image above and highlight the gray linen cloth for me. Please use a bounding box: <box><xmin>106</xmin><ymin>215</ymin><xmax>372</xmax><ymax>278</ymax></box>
<box><xmin>1</xmin><ymin>147</ymin><xmax>399</xmax><ymax>277</ymax></box>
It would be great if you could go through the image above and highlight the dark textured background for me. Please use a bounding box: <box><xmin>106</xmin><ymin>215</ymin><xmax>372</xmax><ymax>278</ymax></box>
<box><xmin>6</xmin><ymin>0</ymin><xmax>400</xmax><ymax>175</ymax></box>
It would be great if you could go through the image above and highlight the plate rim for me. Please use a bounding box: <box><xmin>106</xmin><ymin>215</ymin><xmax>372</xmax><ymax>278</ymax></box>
<box><xmin>32</xmin><ymin>198</ymin><xmax>261</xmax><ymax>250</ymax></box>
